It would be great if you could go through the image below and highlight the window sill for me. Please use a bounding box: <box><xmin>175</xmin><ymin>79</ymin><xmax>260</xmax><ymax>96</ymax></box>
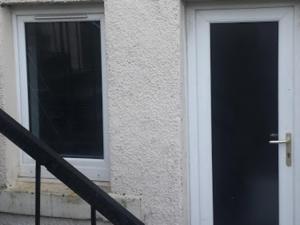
<box><xmin>0</xmin><ymin>0</ymin><xmax>103</xmax><ymax>6</ymax></box>
<box><xmin>0</xmin><ymin>181</ymin><xmax>142</xmax><ymax>221</ymax></box>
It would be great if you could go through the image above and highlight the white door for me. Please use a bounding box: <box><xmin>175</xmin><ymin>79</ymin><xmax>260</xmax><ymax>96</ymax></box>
<box><xmin>187</xmin><ymin>7</ymin><xmax>294</xmax><ymax>225</ymax></box>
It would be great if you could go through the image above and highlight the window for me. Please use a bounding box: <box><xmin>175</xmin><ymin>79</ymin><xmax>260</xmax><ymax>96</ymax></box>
<box><xmin>14</xmin><ymin>8</ymin><xmax>109</xmax><ymax>180</ymax></box>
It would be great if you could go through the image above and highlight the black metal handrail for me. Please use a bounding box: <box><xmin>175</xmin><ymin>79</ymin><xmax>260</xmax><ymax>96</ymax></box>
<box><xmin>0</xmin><ymin>108</ymin><xmax>144</xmax><ymax>225</ymax></box>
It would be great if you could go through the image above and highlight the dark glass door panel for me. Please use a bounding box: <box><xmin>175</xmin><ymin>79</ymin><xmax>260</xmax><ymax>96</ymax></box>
<box><xmin>210</xmin><ymin>22</ymin><xmax>278</xmax><ymax>225</ymax></box>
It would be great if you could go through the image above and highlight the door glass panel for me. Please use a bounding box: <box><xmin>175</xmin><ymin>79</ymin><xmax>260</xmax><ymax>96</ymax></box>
<box><xmin>210</xmin><ymin>22</ymin><xmax>278</xmax><ymax>225</ymax></box>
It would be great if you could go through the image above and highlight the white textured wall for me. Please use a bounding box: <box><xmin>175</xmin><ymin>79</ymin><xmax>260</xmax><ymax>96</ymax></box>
<box><xmin>0</xmin><ymin>7</ymin><xmax>7</xmax><ymax>189</ymax></box>
<box><xmin>105</xmin><ymin>0</ymin><xmax>186</xmax><ymax>224</ymax></box>
<box><xmin>0</xmin><ymin>4</ymin><xmax>20</xmax><ymax>189</ymax></box>
<box><xmin>0</xmin><ymin>0</ymin><xmax>187</xmax><ymax>224</ymax></box>
<box><xmin>0</xmin><ymin>6</ymin><xmax>18</xmax><ymax>189</ymax></box>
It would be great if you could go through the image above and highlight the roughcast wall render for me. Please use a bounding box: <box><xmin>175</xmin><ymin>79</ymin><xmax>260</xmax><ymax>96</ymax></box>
<box><xmin>0</xmin><ymin>0</ymin><xmax>187</xmax><ymax>224</ymax></box>
<box><xmin>105</xmin><ymin>0</ymin><xmax>186</xmax><ymax>224</ymax></box>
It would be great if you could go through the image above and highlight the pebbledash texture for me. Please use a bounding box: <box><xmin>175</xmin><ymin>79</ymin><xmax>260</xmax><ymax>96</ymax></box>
<box><xmin>0</xmin><ymin>0</ymin><xmax>187</xmax><ymax>225</ymax></box>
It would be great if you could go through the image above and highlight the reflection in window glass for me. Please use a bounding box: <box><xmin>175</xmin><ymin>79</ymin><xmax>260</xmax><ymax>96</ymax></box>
<box><xmin>25</xmin><ymin>21</ymin><xmax>103</xmax><ymax>159</ymax></box>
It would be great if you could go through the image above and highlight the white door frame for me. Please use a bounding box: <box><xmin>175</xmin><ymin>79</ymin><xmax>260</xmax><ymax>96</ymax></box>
<box><xmin>186</xmin><ymin>6</ymin><xmax>295</xmax><ymax>225</ymax></box>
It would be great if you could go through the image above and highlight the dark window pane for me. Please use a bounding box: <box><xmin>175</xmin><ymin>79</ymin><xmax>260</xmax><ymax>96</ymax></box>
<box><xmin>211</xmin><ymin>22</ymin><xmax>278</xmax><ymax>225</ymax></box>
<box><xmin>25</xmin><ymin>21</ymin><xmax>103</xmax><ymax>159</ymax></box>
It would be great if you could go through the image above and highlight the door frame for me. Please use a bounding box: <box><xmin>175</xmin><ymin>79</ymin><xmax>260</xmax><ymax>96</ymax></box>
<box><xmin>186</xmin><ymin>5</ymin><xmax>295</xmax><ymax>225</ymax></box>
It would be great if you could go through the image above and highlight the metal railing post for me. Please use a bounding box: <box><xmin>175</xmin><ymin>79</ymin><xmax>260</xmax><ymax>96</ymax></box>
<box><xmin>91</xmin><ymin>206</ymin><xmax>96</xmax><ymax>225</ymax></box>
<box><xmin>35</xmin><ymin>162</ymin><xmax>41</xmax><ymax>225</ymax></box>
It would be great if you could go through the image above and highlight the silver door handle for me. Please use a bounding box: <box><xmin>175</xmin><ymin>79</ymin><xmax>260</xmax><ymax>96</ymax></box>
<box><xmin>269</xmin><ymin>139</ymin><xmax>290</xmax><ymax>144</ymax></box>
<box><xmin>269</xmin><ymin>133</ymin><xmax>292</xmax><ymax>167</ymax></box>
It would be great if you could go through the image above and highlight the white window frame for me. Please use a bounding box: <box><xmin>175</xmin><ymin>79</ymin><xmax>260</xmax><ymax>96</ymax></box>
<box><xmin>13</xmin><ymin>6</ymin><xmax>109</xmax><ymax>181</ymax></box>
